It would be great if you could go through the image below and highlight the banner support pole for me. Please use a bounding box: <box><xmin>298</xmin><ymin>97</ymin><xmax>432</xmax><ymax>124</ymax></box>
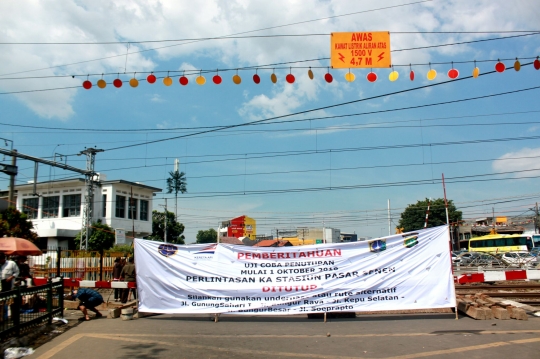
<box><xmin>442</xmin><ymin>173</ymin><xmax>458</xmax><ymax>320</ymax></box>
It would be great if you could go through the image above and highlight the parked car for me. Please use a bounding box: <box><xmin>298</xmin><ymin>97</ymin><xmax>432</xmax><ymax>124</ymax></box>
<box><xmin>499</xmin><ymin>252</ymin><xmax>537</xmax><ymax>267</ymax></box>
<box><xmin>451</xmin><ymin>251</ymin><xmax>462</xmax><ymax>264</ymax></box>
<box><xmin>459</xmin><ymin>252</ymin><xmax>504</xmax><ymax>267</ymax></box>
<box><xmin>459</xmin><ymin>252</ymin><xmax>482</xmax><ymax>265</ymax></box>
<box><xmin>530</xmin><ymin>247</ymin><xmax>540</xmax><ymax>257</ymax></box>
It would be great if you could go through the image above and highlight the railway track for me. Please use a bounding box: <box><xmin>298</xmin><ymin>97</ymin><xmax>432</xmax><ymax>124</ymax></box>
<box><xmin>455</xmin><ymin>283</ymin><xmax>540</xmax><ymax>306</ymax></box>
<box><xmin>455</xmin><ymin>284</ymin><xmax>540</xmax><ymax>290</ymax></box>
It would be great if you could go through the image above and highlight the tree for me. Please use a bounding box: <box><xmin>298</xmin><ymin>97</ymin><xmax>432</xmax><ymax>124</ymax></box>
<box><xmin>196</xmin><ymin>228</ymin><xmax>217</xmax><ymax>244</ymax></box>
<box><xmin>0</xmin><ymin>207</ymin><xmax>38</xmax><ymax>242</ymax></box>
<box><xmin>166</xmin><ymin>170</ymin><xmax>187</xmax><ymax>219</ymax></box>
<box><xmin>148</xmin><ymin>210</ymin><xmax>185</xmax><ymax>244</ymax></box>
<box><xmin>74</xmin><ymin>219</ymin><xmax>115</xmax><ymax>251</ymax></box>
<box><xmin>398</xmin><ymin>198</ymin><xmax>462</xmax><ymax>232</ymax></box>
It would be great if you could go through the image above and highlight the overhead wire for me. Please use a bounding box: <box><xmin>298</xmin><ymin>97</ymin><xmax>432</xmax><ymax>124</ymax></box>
<box><xmin>140</xmin><ymin>167</ymin><xmax>540</xmax><ymax>199</ymax></box>
<box><xmin>100</xmin><ymin>62</ymin><xmax>539</xmax><ymax>152</ymax></box>
<box><xmin>0</xmin><ymin>0</ymin><xmax>432</xmax><ymax>77</ymax></box>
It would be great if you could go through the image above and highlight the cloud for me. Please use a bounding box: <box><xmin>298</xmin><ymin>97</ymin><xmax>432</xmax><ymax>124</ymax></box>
<box><xmin>492</xmin><ymin>147</ymin><xmax>540</xmax><ymax>178</ymax></box>
<box><xmin>156</xmin><ymin>121</ymin><xmax>170</xmax><ymax>129</ymax></box>
<box><xmin>1</xmin><ymin>0</ymin><xmax>538</xmax><ymax>119</ymax></box>
<box><xmin>149</xmin><ymin>94</ymin><xmax>164</xmax><ymax>103</ymax></box>
<box><xmin>238</xmin><ymin>73</ymin><xmax>319</xmax><ymax>121</ymax></box>
<box><xmin>271</xmin><ymin>123</ymin><xmax>351</xmax><ymax>139</ymax></box>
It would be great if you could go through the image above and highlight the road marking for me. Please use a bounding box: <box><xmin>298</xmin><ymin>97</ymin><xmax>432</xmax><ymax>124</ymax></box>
<box><xmin>91</xmin><ymin>329</ymin><xmax>540</xmax><ymax>338</ymax></box>
<box><xmin>35</xmin><ymin>334</ymin><xmax>83</xmax><ymax>359</ymax></box>
<box><xmin>385</xmin><ymin>337</ymin><xmax>540</xmax><ymax>359</ymax></box>
<box><xmin>35</xmin><ymin>331</ymin><xmax>540</xmax><ymax>359</ymax></box>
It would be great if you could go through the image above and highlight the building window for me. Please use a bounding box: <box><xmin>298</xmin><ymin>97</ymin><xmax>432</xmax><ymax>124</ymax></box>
<box><xmin>102</xmin><ymin>194</ymin><xmax>107</xmax><ymax>217</ymax></box>
<box><xmin>115</xmin><ymin>195</ymin><xmax>126</xmax><ymax>218</ymax></box>
<box><xmin>22</xmin><ymin>198</ymin><xmax>39</xmax><ymax>219</ymax></box>
<box><xmin>62</xmin><ymin>194</ymin><xmax>81</xmax><ymax>217</ymax></box>
<box><xmin>42</xmin><ymin>196</ymin><xmax>59</xmax><ymax>218</ymax></box>
<box><xmin>128</xmin><ymin>198</ymin><xmax>137</xmax><ymax>220</ymax></box>
<box><xmin>140</xmin><ymin>200</ymin><xmax>149</xmax><ymax>221</ymax></box>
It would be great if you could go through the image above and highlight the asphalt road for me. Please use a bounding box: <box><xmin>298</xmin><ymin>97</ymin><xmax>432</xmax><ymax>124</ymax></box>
<box><xmin>33</xmin><ymin>312</ymin><xmax>540</xmax><ymax>359</ymax></box>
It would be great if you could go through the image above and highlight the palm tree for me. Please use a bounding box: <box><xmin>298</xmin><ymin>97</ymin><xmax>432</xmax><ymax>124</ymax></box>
<box><xmin>166</xmin><ymin>170</ymin><xmax>187</xmax><ymax>219</ymax></box>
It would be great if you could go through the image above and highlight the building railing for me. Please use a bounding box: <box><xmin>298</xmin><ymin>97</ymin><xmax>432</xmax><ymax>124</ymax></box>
<box><xmin>0</xmin><ymin>278</ymin><xmax>64</xmax><ymax>341</ymax></box>
<box><xmin>28</xmin><ymin>248</ymin><xmax>131</xmax><ymax>281</ymax></box>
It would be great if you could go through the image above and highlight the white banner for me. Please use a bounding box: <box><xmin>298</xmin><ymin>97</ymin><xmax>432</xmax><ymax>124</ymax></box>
<box><xmin>134</xmin><ymin>225</ymin><xmax>455</xmax><ymax>315</ymax></box>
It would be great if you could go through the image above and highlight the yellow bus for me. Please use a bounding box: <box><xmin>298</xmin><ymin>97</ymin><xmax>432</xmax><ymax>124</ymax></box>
<box><xmin>468</xmin><ymin>233</ymin><xmax>534</xmax><ymax>253</ymax></box>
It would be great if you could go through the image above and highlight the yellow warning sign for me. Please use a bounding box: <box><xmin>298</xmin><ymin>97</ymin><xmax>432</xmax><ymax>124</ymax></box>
<box><xmin>331</xmin><ymin>32</ymin><xmax>391</xmax><ymax>69</ymax></box>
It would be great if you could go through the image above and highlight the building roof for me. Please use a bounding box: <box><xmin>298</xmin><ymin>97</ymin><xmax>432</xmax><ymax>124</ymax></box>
<box><xmin>101</xmin><ymin>179</ymin><xmax>162</xmax><ymax>192</ymax></box>
<box><xmin>253</xmin><ymin>239</ymin><xmax>292</xmax><ymax>247</ymax></box>
<box><xmin>219</xmin><ymin>237</ymin><xmax>244</xmax><ymax>245</ymax></box>
<box><xmin>14</xmin><ymin>178</ymin><xmax>161</xmax><ymax>192</ymax></box>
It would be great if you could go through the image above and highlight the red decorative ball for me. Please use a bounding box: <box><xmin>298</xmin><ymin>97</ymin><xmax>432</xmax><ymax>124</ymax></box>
<box><xmin>409</xmin><ymin>70</ymin><xmax>415</xmax><ymax>81</ymax></box>
<box><xmin>147</xmin><ymin>74</ymin><xmax>156</xmax><ymax>84</ymax></box>
<box><xmin>253</xmin><ymin>74</ymin><xmax>261</xmax><ymax>84</ymax></box>
<box><xmin>324</xmin><ymin>73</ymin><xmax>333</xmax><ymax>83</ymax></box>
<box><xmin>495</xmin><ymin>62</ymin><xmax>506</xmax><ymax>73</ymax></box>
<box><xmin>534</xmin><ymin>59</ymin><xmax>540</xmax><ymax>70</ymax></box>
<box><xmin>213</xmin><ymin>75</ymin><xmax>222</xmax><ymax>84</ymax></box>
<box><xmin>82</xmin><ymin>80</ymin><xmax>92</xmax><ymax>89</ymax></box>
<box><xmin>286</xmin><ymin>74</ymin><xmax>295</xmax><ymax>83</ymax></box>
<box><xmin>366</xmin><ymin>72</ymin><xmax>377</xmax><ymax>82</ymax></box>
<box><xmin>113</xmin><ymin>79</ymin><xmax>123</xmax><ymax>88</ymax></box>
<box><xmin>448</xmin><ymin>68</ymin><xmax>459</xmax><ymax>79</ymax></box>
<box><xmin>179</xmin><ymin>76</ymin><xmax>188</xmax><ymax>86</ymax></box>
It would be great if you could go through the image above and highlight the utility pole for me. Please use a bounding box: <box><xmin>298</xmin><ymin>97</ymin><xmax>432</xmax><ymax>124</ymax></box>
<box><xmin>131</xmin><ymin>186</ymin><xmax>135</xmax><ymax>240</ymax></box>
<box><xmin>8</xmin><ymin>150</ymin><xmax>17</xmax><ymax>206</ymax></box>
<box><xmin>534</xmin><ymin>202</ymin><xmax>538</xmax><ymax>234</ymax></box>
<box><xmin>79</xmin><ymin>147</ymin><xmax>104</xmax><ymax>250</ymax></box>
<box><xmin>164</xmin><ymin>198</ymin><xmax>168</xmax><ymax>243</ymax></box>
<box><xmin>387</xmin><ymin>199</ymin><xmax>391</xmax><ymax>236</ymax></box>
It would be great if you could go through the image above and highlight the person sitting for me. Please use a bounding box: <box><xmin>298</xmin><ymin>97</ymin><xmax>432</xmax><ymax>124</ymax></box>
<box><xmin>16</xmin><ymin>255</ymin><xmax>33</xmax><ymax>287</ymax></box>
<box><xmin>70</xmin><ymin>288</ymin><xmax>104</xmax><ymax>321</ymax></box>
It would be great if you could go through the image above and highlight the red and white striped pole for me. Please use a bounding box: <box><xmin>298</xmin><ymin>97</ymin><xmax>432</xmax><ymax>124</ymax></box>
<box><xmin>424</xmin><ymin>198</ymin><xmax>431</xmax><ymax>228</ymax></box>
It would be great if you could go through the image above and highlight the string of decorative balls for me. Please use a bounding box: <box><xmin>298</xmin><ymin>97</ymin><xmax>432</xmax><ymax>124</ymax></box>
<box><xmin>81</xmin><ymin>57</ymin><xmax>540</xmax><ymax>89</ymax></box>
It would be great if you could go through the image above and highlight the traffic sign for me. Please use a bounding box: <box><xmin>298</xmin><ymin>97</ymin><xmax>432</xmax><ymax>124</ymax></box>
<box><xmin>331</xmin><ymin>32</ymin><xmax>391</xmax><ymax>69</ymax></box>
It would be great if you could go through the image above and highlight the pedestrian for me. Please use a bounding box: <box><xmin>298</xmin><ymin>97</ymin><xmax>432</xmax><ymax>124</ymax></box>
<box><xmin>70</xmin><ymin>288</ymin><xmax>104</xmax><ymax>321</ymax></box>
<box><xmin>120</xmin><ymin>256</ymin><xmax>136</xmax><ymax>303</ymax></box>
<box><xmin>0</xmin><ymin>253</ymin><xmax>19</xmax><ymax>292</ymax></box>
<box><xmin>16</xmin><ymin>255</ymin><xmax>33</xmax><ymax>287</ymax></box>
<box><xmin>112</xmin><ymin>257</ymin><xmax>123</xmax><ymax>301</ymax></box>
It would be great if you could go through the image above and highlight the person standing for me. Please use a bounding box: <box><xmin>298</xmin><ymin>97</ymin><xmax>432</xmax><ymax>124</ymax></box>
<box><xmin>112</xmin><ymin>257</ymin><xmax>123</xmax><ymax>301</ymax></box>
<box><xmin>71</xmin><ymin>288</ymin><xmax>104</xmax><ymax>321</ymax></box>
<box><xmin>16</xmin><ymin>255</ymin><xmax>33</xmax><ymax>287</ymax></box>
<box><xmin>0</xmin><ymin>253</ymin><xmax>19</xmax><ymax>292</ymax></box>
<box><xmin>120</xmin><ymin>257</ymin><xmax>136</xmax><ymax>303</ymax></box>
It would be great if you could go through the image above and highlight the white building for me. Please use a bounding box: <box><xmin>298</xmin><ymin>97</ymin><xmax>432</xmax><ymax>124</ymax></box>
<box><xmin>14</xmin><ymin>176</ymin><xmax>161</xmax><ymax>249</ymax></box>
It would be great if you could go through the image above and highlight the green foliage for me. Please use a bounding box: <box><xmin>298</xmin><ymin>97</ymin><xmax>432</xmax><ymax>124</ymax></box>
<box><xmin>109</xmin><ymin>244</ymin><xmax>134</xmax><ymax>255</ymax></box>
<box><xmin>0</xmin><ymin>207</ymin><xmax>38</xmax><ymax>242</ymax></box>
<box><xmin>74</xmin><ymin>219</ymin><xmax>116</xmax><ymax>250</ymax></box>
<box><xmin>166</xmin><ymin>170</ymin><xmax>187</xmax><ymax>196</ymax></box>
<box><xmin>166</xmin><ymin>170</ymin><xmax>187</xmax><ymax>217</ymax></box>
<box><xmin>196</xmin><ymin>228</ymin><xmax>217</xmax><ymax>244</ymax></box>
<box><xmin>398</xmin><ymin>198</ymin><xmax>462</xmax><ymax>232</ymax></box>
<box><xmin>148</xmin><ymin>210</ymin><xmax>185</xmax><ymax>244</ymax></box>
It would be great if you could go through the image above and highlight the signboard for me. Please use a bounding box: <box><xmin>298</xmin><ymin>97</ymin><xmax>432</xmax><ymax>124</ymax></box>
<box><xmin>331</xmin><ymin>31</ymin><xmax>391</xmax><ymax>69</ymax></box>
<box><xmin>115</xmin><ymin>228</ymin><xmax>126</xmax><ymax>245</ymax></box>
<box><xmin>135</xmin><ymin>226</ymin><xmax>454</xmax><ymax>315</ymax></box>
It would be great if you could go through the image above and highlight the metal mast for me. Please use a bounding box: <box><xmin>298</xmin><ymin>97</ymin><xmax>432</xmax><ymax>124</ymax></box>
<box><xmin>79</xmin><ymin>148</ymin><xmax>103</xmax><ymax>250</ymax></box>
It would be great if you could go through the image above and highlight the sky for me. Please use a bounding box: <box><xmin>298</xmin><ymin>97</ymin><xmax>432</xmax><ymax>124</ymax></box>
<box><xmin>1</xmin><ymin>0</ymin><xmax>540</xmax><ymax>243</ymax></box>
